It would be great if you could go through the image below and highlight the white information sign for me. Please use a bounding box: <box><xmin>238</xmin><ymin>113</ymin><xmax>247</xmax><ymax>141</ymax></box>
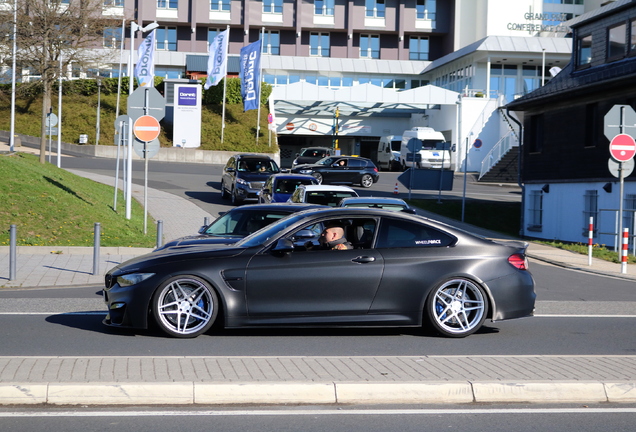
<box><xmin>173</xmin><ymin>84</ymin><xmax>202</xmax><ymax>148</ymax></box>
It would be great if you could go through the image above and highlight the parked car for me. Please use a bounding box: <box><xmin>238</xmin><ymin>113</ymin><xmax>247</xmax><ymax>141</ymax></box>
<box><xmin>155</xmin><ymin>203</ymin><xmax>325</xmax><ymax>251</ymax></box>
<box><xmin>103</xmin><ymin>207</ymin><xmax>536</xmax><ymax>338</ymax></box>
<box><xmin>338</xmin><ymin>197</ymin><xmax>417</xmax><ymax>214</ymax></box>
<box><xmin>258</xmin><ymin>173</ymin><xmax>318</xmax><ymax>203</ymax></box>
<box><xmin>287</xmin><ymin>184</ymin><xmax>359</xmax><ymax>206</ymax></box>
<box><xmin>291</xmin><ymin>155</ymin><xmax>379</xmax><ymax>188</ymax></box>
<box><xmin>220</xmin><ymin>154</ymin><xmax>281</xmax><ymax>205</ymax></box>
<box><xmin>291</xmin><ymin>146</ymin><xmax>333</xmax><ymax>168</ymax></box>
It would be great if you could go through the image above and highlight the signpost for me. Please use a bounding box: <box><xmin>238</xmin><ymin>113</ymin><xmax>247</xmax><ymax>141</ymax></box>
<box><xmin>133</xmin><ymin>115</ymin><xmax>161</xmax><ymax>234</ymax></box>
<box><xmin>46</xmin><ymin>113</ymin><xmax>58</xmax><ymax>163</ymax></box>
<box><xmin>604</xmin><ymin>104</ymin><xmax>636</xmax><ymax>251</ymax></box>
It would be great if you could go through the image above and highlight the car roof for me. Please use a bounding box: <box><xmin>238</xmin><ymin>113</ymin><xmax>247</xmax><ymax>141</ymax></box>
<box><xmin>301</xmin><ymin>146</ymin><xmax>331</xmax><ymax>151</ymax></box>
<box><xmin>299</xmin><ymin>184</ymin><xmax>357</xmax><ymax>192</ymax></box>
<box><xmin>268</xmin><ymin>173</ymin><xmax>317</xmax><ymax>181</ymax></box>
<box><xmin>233</xmin><ymin>153</ymin><xmax>276</xmax><ymax>160</ymax></box>
<box><xmin>224</xmin><ymin>203</ymin><xmax>324</xmax><ymax>212</ymax></box>
<box><xmin>339</xmin><ymin>197</ymin><xmax>408</xmax><ymax>206</ymax></box>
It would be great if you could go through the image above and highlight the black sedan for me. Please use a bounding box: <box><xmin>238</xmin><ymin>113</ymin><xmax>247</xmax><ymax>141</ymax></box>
<box><xmin>155</xmin><ymin>203</ymin><xmax>324</xmax><ymax>251</ymax></box>
<box><xmin>103</xmin><ymin>208</ymin><xmax>535</xmax><ymax>339</ymax></box>
<box><xmin>291</xmin><ymin>156</ymin><xmax>379</xmax><ymax>188</ymax></box>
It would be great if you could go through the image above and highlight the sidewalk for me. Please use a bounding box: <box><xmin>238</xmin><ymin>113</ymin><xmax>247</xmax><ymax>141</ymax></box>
<box><xmin>1</xmin><ymin>144</ymin><xmax>635</xmax><ymax>406</ymax></box>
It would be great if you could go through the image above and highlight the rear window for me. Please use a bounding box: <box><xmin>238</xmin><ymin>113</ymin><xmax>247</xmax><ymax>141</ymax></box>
<box><xmin>376</xmin><ymin>218</ymin><xmax>455</xmax><ymax>248</ymax></box>
<box><xmin>276</xmin><ymin>178</ymin><xmax>316</xmax><ymax>194</ymax></box>
<box><xmin>306</xmin><ymin>191</ymin><xmax>358</xmax><ymax>206</ymax></box>
<box><xmin>301</xmin><ymin>148</ymin><xmax>329</xmax><ymax>158</ymax></box>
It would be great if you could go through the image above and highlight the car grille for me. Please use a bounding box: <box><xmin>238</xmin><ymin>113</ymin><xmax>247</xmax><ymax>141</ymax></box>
<box><xmin>249</xmin><ymin>181</ymin><xmax>264</xmax><ymax>189</ymax></box>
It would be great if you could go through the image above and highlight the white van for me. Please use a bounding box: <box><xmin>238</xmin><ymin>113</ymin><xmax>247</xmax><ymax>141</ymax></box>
<box><xmin>399</xmin><ymin>127</ymin><xmax>451</xmax><ymax>170</ymax></box>
<box><xmin>377</xmin><ymin>135</ymin><xmax>402</xmax><ymax>171</ymax></box>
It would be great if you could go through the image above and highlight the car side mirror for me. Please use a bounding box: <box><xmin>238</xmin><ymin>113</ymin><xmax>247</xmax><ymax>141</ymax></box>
<box><xmin>293</xmin><ymin>229</ymin><xmax>317</xmax><ymax>241</ymax></box>
<box><xmin>272</xmin><ymin>238</ymin><xmax>294</xmax><ymax>253</ymax></box>
<box><xmin>226</xmin><ymin>167</ymin><xmax>235</xmax><ymax>173</ymax></box>
<box><xmin>403</xmin><ymin>208</ymin><xmax>417</xmax><ymax>214</ymax></box>
<box><xmin>262</xmin><ymin>188</ymin><xmax>270</xmax><ymax>194</ymax></box>
<box><xmin>198</xmin><ymin>226</ymin><xmax>207</xmax><ymax>234</ymax></box>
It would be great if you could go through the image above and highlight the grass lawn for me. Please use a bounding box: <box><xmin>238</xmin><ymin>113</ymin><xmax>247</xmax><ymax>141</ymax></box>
<box><xmin>0</xmin><ymin>152</ymin><xmax>155</xmax><ymax>247</ymax></box>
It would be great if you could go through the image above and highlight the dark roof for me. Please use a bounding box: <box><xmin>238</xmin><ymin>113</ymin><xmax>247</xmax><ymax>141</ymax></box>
<box><xmin>185</xmin><ymin>55</ymin><xmax>240</xmax><ymax>73</ymax></box>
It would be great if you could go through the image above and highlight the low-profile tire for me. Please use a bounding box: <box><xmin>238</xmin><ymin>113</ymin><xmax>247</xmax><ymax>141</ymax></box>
<box><xmin>425</xmin><ymin>278</ymin><xmax>488</xmax><ymax>338</ymax></box>
<box><xmin>312</xmin><ymin>172</ymin><xmax>323</xmax><ymax>184</ymax></box>
<box><xmin>220</xmin><ymin>181</ymin><xmax>229</xmax><ymax>199</ymax></box>
<box><xmin>360</xmin><ymin>174</ymin><xmax>373</xmax><ymax>188</ymax></box>
<box><xmin>151</xmin><ymin>275</ymin><xmax>219</xmax><ymax>338</ymax></box>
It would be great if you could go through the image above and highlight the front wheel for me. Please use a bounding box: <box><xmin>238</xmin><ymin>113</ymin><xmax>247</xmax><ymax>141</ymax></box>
<box><xmin>360</xmin><ymin>174</ymin><xmax>373</xmax><ymax>188</ymax></box>
<box><xmin>425</xmin><ymin>278</ymin><xmax>488</xmax><ymax>338</ymax></box>
<box><xmin>151</xmin><ymin>276</ymin><xmax>219</xmax><ymax>338</ymax></box>
<box><xmin>312</xmin><ymin>172</ymin><xmax>323</xmax><ymax>184</ymax></box>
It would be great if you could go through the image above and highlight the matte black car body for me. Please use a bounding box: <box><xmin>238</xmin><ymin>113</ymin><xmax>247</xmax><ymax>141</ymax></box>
<box><xmin>291</xmin><ymin>156</ymin><xmax>379</xmax><ymax>188</ymax></box>
<box><xmin>155</xmin><ymin>203</ymin><xmax>324</xmax><ymax>251</ymax></box>
<box><xmin>221</xmin><ymin>154</ymin><xmax>280</xmax><ymax>205</ymax></box>
<box><xmin>104</xmin><ymin>208</ymin><xmax>536</xmax><ymax>339</ymax></box>
<box><xmin>292</xmin><ymin>146</ymin><xmax>333</xmax><ymax>168</ymax></box>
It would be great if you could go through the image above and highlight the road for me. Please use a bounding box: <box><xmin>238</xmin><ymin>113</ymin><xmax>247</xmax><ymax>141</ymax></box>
<box><xmin>59</xmin><ymin>156</ymin><xmax>521</xmax><ymax>221</ymax></box>
<box><xmin>1</xmin><ymin>262</ymin><xmax>634</xmax><ymax>356</ymax></box>
<box><xmin>1</xmin><ymin>405</ymin><xmax>636</xmax><ymax>432</ymax></box>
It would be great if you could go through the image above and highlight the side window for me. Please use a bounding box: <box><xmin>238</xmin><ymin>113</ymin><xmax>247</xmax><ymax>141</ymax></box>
<box><xmin>288</xmin><ymin>218</ymin><xmax>377</xmax><ymax>251</ymax></box>
<box><xmin>376</xmin><ymin>218</ymin><xmax>455</xmax><ymax>248</ymax></box>
<box><xmin>348</xmin><ymin>159</ymin><xmax>365</xmax><ymax>168</ymax></box>
<box><xmin>225</xmin><ymin>157</ymin><xmax>235</xmax><ymax>170</ymax></box>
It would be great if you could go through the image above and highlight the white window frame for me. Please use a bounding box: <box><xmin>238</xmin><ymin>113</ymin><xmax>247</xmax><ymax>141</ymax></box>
<box><xmin>310</xmin><ymin>32</ymin><xmax>330</xmax><ymax>57</ymax></box>
<box><xmin>315</xmin><ymin>0</ymin><xmax>334</xmax><ymax>16</ymax></box>
<box><xmin>360</xmin><ymin>34</ymin><xmax>380</xmax><ymax>59</ymax></box>
<box><xmin>157</xmin><ymin>0</ymin><xmax>178</xmax><ymax>10</ymax></box>
<box><xmin>210</xmin><ymin>0</ymin><xmax>230</xmax><ymax>12</ymax></box>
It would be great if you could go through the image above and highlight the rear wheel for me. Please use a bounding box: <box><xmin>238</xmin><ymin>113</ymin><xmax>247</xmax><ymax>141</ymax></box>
<box><xmin>425</xmin><ymin>278</ymin><xmax>488</xmax><ymax>338</ymax></box>
<box><xmin>312</xmin><ymin>172</ymin><xmax>323</xmax><ymax>184</ymax></box>
<box><xmin>151</xmin><ymin>276</ymin><xmax>219</xmax><ymax>338</ymax></box>
<box><xmin>360</xmin><ymin>174</ymin><xmax>373</xmax><ymax>188</ymax></box>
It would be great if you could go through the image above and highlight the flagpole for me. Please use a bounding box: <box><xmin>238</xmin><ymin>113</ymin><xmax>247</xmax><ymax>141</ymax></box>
<box><xmin>255</xmin><ymin>27</ymin><xmax>264</xmax><ymax>146</ymax></box>
<box><xmin>221</xmin><ymin>25</ymin><xmax>229</xmax><ymax>144</ymax></box>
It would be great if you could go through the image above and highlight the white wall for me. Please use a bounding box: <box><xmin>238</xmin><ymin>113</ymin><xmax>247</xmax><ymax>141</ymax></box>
<box><xmin>524</xmin><ymin>182</ymin><xmax>636</xmax><ymax>249</ymax></box>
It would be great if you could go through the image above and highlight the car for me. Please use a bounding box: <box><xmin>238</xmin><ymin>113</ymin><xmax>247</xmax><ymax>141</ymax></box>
<box><xmin>154</xmin><ymin>203</ymin><xmax>325</xmax><ymax>251</ymax></box>
<box><xmin>290</xmin><ymin>155</ymin><xmax>379</xmax><ymax>188</ymax></box>
<box><xmin>103</xmin><ymin>207</ymin><xmax>536</xmax><ymax>339</ymax></box>
<box><xmin>291</xmin><ymin>146</ymin><xmax>333</xmax><ymax>168</ymax></box>
<box><xmin>287</xmin><ymin>184</ymin><xmax>359</xmax><ymax>206</ymax></box>
<box><xmin>338</xmin><ymin>197</ymin><xmax>417</xmax><ymax>214</ymax></box>
<box><xmin>258</xmin><ymin>173</ymin><xmax>319</xmax><ymax>203</ymax></box>
<box><xmin>220</xmin><ymin>154</ymin><xmax>281</xmax><ymax>205</ymax></box>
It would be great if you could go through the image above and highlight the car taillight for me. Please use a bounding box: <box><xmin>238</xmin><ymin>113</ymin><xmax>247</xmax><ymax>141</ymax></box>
<box><xmin>508</xmin><ymin>253</ymin><xmax>528</xmax><ymax>270</ymax></box>
<box><xmin>373</xmin><ymin>167</ymin><xmax>378</xmax><ymax>173</ymax></box>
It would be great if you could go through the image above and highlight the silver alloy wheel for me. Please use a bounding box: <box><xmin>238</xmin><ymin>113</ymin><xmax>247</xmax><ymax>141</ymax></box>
<box><xmin>152</xmin><ymin>276</ymin><xmax>218</xmax><ymax>338</ymax></box>
<box><xmin>426</xmin><ymin>278</ymin><xmax>487</xmax><ymax>338</ymax></box>
<box><xmin>312</xmin><ymin>172</ymin><xmax>323</xmax><ymax>184</ymax></box>
<box><xmin>360</xmin><ymin>174</ymin><xmax>373</xmax><ymax>188</ymax></box>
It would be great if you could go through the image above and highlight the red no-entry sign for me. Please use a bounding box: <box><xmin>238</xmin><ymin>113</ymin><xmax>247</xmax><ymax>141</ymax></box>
<box><xmin>133</xmin><ymin>115</ymin><xmax>161</xmax><ymax>142</ymax></box>
<box><xmin>609</xmin><ymin>134</ymin><xmax>636</xmax><ymax>162</ymax></box>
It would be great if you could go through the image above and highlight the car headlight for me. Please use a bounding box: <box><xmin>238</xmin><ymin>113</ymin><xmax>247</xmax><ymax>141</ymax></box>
<box><xmin>117</xmin><ymin>273</ymin><xmax>155</xmax><ymax>287</ymax></box>
<box><xmin>236</xmin><ymin>177</ymin><xmax>248</xmax><ymax>186</ymax></box>
<box><xmin>299</xmin><ymin>169</ymin><xmax>312</xmax><ymax>174</ymax></box>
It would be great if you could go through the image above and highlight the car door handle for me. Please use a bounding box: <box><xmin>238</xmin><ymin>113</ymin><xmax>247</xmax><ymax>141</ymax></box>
<box><xmin>352</xmin><ymin>256</ymin><xmax>375</xmax><ymax>263</ymax></box>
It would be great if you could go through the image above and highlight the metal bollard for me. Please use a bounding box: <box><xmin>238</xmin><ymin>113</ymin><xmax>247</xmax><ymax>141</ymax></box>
<box><xmin>9</xmin><ymin>225</ymin><xmax>16</xmax><ymax>281</ymax></box>
<box><xmin>156</xmin><ymin>220</ymin><xmax>163</xmax><ymax>249</ymax></box>
<box><xmin>93</xmin><ymin>223</ymin><xmax>100</xmax><ymax>276</ymax></box>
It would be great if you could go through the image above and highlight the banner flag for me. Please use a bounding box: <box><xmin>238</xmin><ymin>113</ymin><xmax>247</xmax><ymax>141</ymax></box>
<box><xmin>134</xmin><ymin>30</ymin><xmax>156</xmax><ymax>88</ymax></box>
<box><xmin>239</xmin><ymin>39</ymin><xmax>262</xmax><ymax>112</ymax></box>
<box><xmin>204</xmin><ymin>29</ymin><xmax>229</xmax><ymax>90</ymax></box>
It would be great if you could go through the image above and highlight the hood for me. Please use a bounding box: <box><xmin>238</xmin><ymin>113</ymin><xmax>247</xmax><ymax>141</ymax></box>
<box><xmin>109</xmin><ymin>244</ymin><xmax>247</xmax><ymax>276</ymax></box>
<box><xmin>155</xmin><ymin>235</ymin><xmax>241</xmax><ymax>251</ymax></box>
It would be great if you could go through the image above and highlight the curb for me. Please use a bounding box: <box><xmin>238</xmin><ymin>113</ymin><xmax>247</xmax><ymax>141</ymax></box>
<box><xmin>2</xmin><ymin>381</ymin><xmax>636</xmax><ymax>406</ymax></box>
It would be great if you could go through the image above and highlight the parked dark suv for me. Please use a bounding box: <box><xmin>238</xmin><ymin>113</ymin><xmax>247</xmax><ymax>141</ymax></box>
<box><xmin>291</xmin><ymin>155</ymin><xmax>379</xmax><ymax>188</ymax></box>
<box><xmin>221</xmin><ymin>154</ymin><xmax>280</xmax><ymax>205</ymax></box>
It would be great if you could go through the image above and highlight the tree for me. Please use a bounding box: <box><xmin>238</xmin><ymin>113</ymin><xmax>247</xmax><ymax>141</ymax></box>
<box><xmin>2</xmin><ymin>0</ymin><xmax>120</xmax><ymax>163</ymax></box>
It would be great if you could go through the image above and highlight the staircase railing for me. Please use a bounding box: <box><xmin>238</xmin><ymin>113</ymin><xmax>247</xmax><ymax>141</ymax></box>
<box><xmin>479</xmin><ymin>130</ymin><xmax>519</xmax><ymax>180</ymax></box>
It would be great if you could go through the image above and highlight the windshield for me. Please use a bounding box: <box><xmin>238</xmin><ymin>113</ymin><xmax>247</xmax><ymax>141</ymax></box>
<box><xmin>300</xmin><ymin>148</ymin><xmax>329</xmax><ymax>158</ymax></box>
<box><xmin>204</xmin><ymin>209</ymin><xmax>290</xmax><ymax>237</ymax></box>
<box><xmin>236</xmin><ymin>213</ymin><xmax>307</xmax><ymax>248</ymax></box>
<box><xmin>237</xmin><ymin>159</ymin><xmax>280</xmax><ymax>173</ymax></box>
<box><xmin>276</xmin><ymin>178</ymin><xmax>316</xmax><ymax>194</ymax></box>
<box><xmin>421</xmin><ymin>140</ymin><xmax>450</xmax><ymax>151</ymax></box>
<box><xmin>315</xmin><ymin>156</ymin><xmax>337</xmax><ymax>166</ymax></box>
<box><xmin>306</xmin><ymin>191</ymin><xmax>358</xmax><ymax>206</ymax></box>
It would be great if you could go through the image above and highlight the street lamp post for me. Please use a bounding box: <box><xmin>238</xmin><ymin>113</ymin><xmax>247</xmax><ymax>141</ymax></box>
<box><xmin>9</xmin><ymin>0</ymin><xmax>17</xmax><ymax>152</ymax></box>
<box><xmin>96</xmin><ymin>78</ymin><xmax>101</xmax><ymax>146</ymax></box>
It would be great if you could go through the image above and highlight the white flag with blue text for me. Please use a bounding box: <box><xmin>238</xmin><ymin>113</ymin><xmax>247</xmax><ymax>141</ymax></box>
<box><xmin>205</xmin><ymin>29</ymin><xmax>229</xmax><ymax>90</ymax></box>
<box><xmin>134</xmin><ymin>30</ymin><xmax>156</xmax><ymax>88</ymax></box>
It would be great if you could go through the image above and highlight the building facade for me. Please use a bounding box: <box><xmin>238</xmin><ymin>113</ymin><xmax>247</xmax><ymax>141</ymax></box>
<box><xmin>507</xmin><ymin>0</ymin><xmax>636</xmax><ymax>249</ymax></box>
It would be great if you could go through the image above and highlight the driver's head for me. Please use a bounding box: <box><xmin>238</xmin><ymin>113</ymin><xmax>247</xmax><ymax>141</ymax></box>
<box><xmin>320</xmin><ymin>225</ymin><xmax>345</xmax><ymax>244</ymax></box>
